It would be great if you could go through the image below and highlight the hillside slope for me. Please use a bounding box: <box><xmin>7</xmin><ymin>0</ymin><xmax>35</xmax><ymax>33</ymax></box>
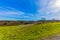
<box><xmin>0</xmin><ymin>22</ymin><xmax>60</xmax><ymax>40</ymax></box>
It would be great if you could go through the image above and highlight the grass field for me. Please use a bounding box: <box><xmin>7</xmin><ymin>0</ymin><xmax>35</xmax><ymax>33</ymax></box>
<box><xmin>0</xmin><ymin>22</ymin><xmax>60</xmax><ymax>40</ymax></box>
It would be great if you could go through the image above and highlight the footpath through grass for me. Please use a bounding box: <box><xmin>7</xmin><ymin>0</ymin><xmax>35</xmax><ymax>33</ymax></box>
<box><xmin>0</xmin><ymin>22</ymin><xmax>60</xmax><ymax>40</ymax></box>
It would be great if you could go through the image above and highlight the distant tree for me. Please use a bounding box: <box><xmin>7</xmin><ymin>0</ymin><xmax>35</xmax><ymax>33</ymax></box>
<box><xmin>3</xmin><ymin>22</ymin><xmax>6</xmax><ymax>25</ymax></box>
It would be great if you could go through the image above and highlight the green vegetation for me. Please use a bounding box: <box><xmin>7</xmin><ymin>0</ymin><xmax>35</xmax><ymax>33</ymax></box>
<box><xmin>0</xmin><ymin>22</ymin><xmax>60</xmax><ymax>40</ymax></box>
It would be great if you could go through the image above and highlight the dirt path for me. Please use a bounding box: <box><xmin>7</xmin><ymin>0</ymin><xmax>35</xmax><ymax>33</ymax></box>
<box><xmin>44</xmin><ymin>34</ymin><xmax>60</xmax><ymax>40</ymax></box>
<box><xmin>37</xmin><ymin>34</ymin><xmax>60</xmax><ymax>40</ymax></box>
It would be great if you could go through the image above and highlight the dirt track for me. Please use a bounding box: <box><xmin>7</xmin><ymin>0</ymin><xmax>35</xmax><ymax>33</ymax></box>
<box><xmin>37</xmin><ymin>34</ymin><xmax>60</xmax><ymax>40</ymax></box>
<box><xmin>44</xmin><ymin>34</ymin><xmax>60</xmax><ymax>40</ymax></box>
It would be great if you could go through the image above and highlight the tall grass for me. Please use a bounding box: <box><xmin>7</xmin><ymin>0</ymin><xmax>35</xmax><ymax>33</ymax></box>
<box><xmin>0</xmin><ymin>22</ymin><xmax>60</xmax><ymax>40</ymax></box>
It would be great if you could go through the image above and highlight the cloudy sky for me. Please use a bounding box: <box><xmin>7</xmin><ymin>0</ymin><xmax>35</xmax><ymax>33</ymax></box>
<box><xmin>0</xmin><ymin>0</ymin><xmax>60</xmax><ymax>20</ymax></box>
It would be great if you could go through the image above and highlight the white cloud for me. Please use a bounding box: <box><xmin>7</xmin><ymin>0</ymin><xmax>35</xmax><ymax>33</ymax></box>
<box><xmin>0</xmin><ymin>7</ymin><xmax>36</xmax><ymax>20</ymax></box>
<box><xmin>0</xmin><ymin>7</ymin><xmax>25</xmax><ymax>15</ymax></box>
<box><xmin>5</xmin><ymin>11</ymin><xmax>24</xmax><ymax>15</ymax></box>
<box><xmin>36</xmin><ymin>0</ymin><xmax>60</xmax><ymax>20</ymax></box>
<box><xmin>49</xmin><ymin>0</ymin><xmax>60</xmax><ymax>8</ymax></box>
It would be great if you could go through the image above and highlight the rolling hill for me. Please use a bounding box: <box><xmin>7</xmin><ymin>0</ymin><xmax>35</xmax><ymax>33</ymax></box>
<box><xmin>0</xmin><ymin>22</ymin><xmax>60</xmax><ymax>40</ymax></box>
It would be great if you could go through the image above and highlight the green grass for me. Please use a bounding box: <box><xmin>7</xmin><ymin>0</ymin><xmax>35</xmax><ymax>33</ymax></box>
<box><xmin>0</xmin><ymin>22</ymin><xmax>60</xmax><ymax>40</ymax></box>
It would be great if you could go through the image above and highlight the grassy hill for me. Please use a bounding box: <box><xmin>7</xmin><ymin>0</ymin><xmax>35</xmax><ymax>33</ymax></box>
<box><xmin>0</xmin><ymin>22</ymin><xmax>60</xmax><ymax>40</ymax></box>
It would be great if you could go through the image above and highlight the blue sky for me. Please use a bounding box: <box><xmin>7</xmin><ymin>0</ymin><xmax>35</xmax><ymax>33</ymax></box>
<box><xmin>0</xmin><ymin>0</ymin><xmax>60</xmax><ymax>20</ymax></box>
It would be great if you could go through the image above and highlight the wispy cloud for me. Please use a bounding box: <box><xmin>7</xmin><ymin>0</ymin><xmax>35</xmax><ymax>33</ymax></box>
<box><xmin>0</xmin><ymin>7</ymin><xmax>35</xmax><ymax>20</ymax></box>
<box><xmin>36</xmin><ymin>0</ymin><xmax>60</xmax><ymax>20</ymax></box>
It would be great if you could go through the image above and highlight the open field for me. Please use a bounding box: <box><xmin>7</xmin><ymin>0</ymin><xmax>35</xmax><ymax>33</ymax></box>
<box><xmin>0</xmin><ymin>22</ymin><xmax>60</xmax><ymax>40</ymax></box>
